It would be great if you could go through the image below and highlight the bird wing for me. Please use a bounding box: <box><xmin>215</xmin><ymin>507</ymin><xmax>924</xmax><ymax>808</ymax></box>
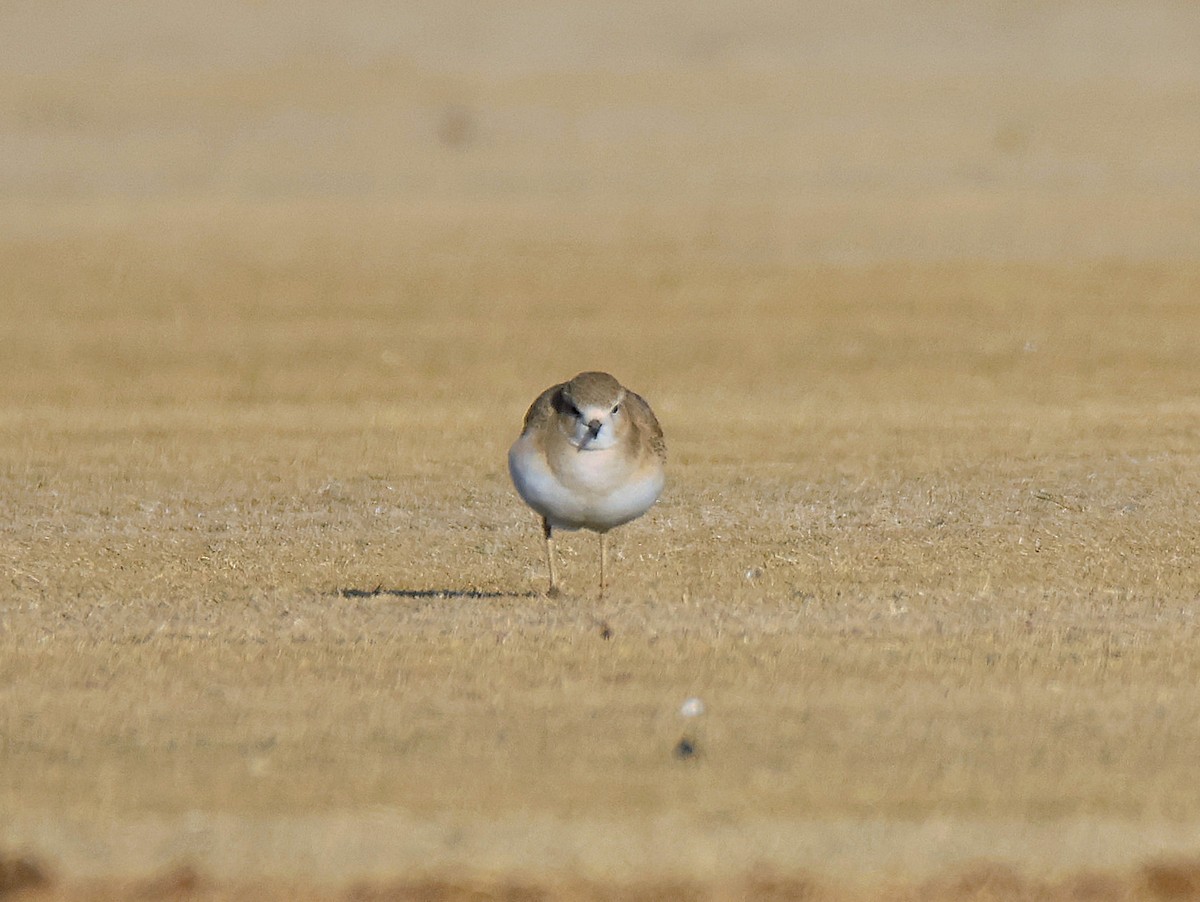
<box><xmin>625</xmin><ymin>390</ymin><xmax>666</xmax><ymax>462</ymax></box>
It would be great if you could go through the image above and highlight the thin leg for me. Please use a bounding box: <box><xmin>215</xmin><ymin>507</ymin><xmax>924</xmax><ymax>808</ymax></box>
<box><xmin>599</xmin><ymin>531</ymin><xmax>608</xmax><ymax>598</ymax></box>
<box><xmin>542</xmin><ymin>517</ymin><xmax>560</xmax><ymax>597</ymax></box>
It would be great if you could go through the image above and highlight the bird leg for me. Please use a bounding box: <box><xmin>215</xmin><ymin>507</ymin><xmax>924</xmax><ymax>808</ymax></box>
<box><xmin>542</xmin><ymin>517</ymin><xmax>560</xmax><ymax>597</ymax></box>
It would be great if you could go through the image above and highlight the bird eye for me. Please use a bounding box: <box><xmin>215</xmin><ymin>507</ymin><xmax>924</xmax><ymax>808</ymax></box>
<box><xmin>612</xmin><ymin>404</ymin><xmax>620</xmax><ymax>414</ymax></box>
<box><xmin>570</xmin><ymin>405</ymin><xmax>582</xmax><ymax>418</ymax></box>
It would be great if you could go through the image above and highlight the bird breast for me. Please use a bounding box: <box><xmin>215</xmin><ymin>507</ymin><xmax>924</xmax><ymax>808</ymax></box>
<box><xmin>508</xmin><ymin>433</ymin><xmax>664</xmax><ymax>531</ymax></box>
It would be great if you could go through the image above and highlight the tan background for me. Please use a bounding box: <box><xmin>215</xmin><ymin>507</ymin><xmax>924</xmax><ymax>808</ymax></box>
<box><xmin>2</xmin><ymin>3</ymin><xmax>1200</xmax><ymax>899</ymax></box>
<box><xmin>4</xmin><ymin>0</ymin><xmax>1199</xmax><ymax>260</ymax></box>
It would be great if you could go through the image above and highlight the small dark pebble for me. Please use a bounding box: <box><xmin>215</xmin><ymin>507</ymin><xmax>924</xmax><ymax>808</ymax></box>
<box><xmin>437</xmin><ymin>106</ymin><xmax>476</xmax><ymax>148</ymax></box>
<box><xmin>674</xmin><ymin>736</ymin><xmax>698</xmax><ymax>760</ymax></box>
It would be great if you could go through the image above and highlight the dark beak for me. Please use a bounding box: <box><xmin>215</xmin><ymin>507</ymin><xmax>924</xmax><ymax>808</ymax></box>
<box><xmin>587</xmin><ymin>419</ymin><xmax>602</xmax><ymax>438</ymax></box>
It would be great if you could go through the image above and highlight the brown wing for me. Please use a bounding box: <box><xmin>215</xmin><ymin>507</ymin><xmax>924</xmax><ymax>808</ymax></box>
<box><xmin>625</xmin><ymin>390</ymin><xmax>666</xmax><ymax>463</ymax></box>
<box><xmin>520</xmin><ymin>382</ymin><xmax>567</xmax><ymax>434</ymax></box>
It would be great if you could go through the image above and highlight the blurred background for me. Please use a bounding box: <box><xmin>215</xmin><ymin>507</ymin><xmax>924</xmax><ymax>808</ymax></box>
<box><xmin>4</xmin><ymin>4</ymin><xmax>1200</xmax><ymax>890</ymax></box>
<box><xmin>3</xmin><ymin>0</ymin><xmax>1198</xmax><ymax>261</ymax></box>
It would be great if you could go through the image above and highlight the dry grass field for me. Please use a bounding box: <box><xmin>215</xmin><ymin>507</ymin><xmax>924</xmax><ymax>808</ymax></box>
<box><xmin>3</xmin><ymin>2</ymin><xmax>1200</xmax><ymax>900</ymax></box>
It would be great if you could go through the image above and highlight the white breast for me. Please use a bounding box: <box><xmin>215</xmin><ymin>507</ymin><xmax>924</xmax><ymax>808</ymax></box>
<box><xmin>508</xmin><ymin>435</ymin><xmax>664</xmax><ymax>532</ymax></box>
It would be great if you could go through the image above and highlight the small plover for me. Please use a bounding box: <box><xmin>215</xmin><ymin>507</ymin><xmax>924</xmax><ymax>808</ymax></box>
<box><xmin>508</xmin><ymin>371</ymin><xmax>666</xmax><ymax>596</ymax></box>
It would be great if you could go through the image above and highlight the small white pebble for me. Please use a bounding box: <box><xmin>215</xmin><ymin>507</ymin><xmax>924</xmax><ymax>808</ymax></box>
<box><xmin>680</xmin><ymin>697</ymin><xmax>706</xmax><ymax>718</ymax></box>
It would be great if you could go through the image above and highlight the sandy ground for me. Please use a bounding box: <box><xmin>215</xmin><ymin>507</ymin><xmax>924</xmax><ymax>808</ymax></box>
<box><xmin>3</xmin><ymin>2</ymin><xmax>1200</xmax><ymax>899</ymax></box>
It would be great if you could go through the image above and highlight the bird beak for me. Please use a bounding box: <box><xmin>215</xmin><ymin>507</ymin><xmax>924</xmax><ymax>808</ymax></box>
<box><xmin>587</xmin><ymin>419</ymin><xmax>602</xmax><ymax>438</ymax></box>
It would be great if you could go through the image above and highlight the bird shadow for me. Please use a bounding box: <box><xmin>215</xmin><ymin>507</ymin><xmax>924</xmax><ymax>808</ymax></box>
<box><xmin>338</xmin><ymin>586</ymin><xmax>537</xmax><ymax>600</ymax></box>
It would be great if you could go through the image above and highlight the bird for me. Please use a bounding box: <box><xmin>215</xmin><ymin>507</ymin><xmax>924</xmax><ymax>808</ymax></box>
<box><xmin>508</xmin><ymin>371</ymin><xmax>666</xmax><ymax>597</ymax></box>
